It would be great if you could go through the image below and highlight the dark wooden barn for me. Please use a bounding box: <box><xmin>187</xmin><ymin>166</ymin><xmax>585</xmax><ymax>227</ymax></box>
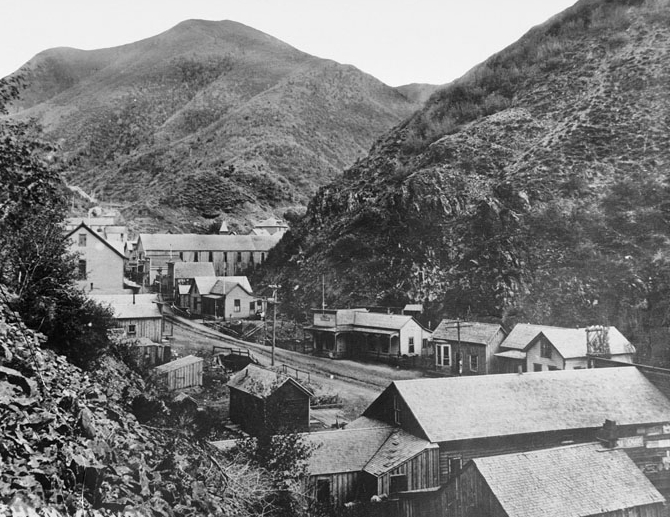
<box><xmin>227</xmin><ymin>364</ymin><xmax>312</xmax><ymax>436</ymax></box>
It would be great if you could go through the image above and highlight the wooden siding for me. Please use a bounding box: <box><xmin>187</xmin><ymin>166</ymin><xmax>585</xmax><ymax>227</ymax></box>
<box><xmin>156</xmin><ymin>359</ymin><xmax>203</xmax><ymax>391</ymax></box>
<box><xmin>266</xmin><ymin>382</ymin><xmax>311</xmax><ymax>433</ymax></box>
<box><xmin>146</xmin><ymin>250</ymin><xmax>264</xmax><ymax>282</ymax></box>
<box><xmin>397</xmin><ymin>487</ymin><xmax>447</xmax><ymax>517</ymax></box>
<box><xmin>377</xmin><ymin>448</ymin><xmax>441</xmax><ymax>495</ymax></box>
<box><xmin>118</xmin><ymin>317</ymin><xmax>163</xmax><ymax>343</ymax></box>
<box><xmin>307</xmin><ymin>472</ymin><xmax>368</xmax><ymax>507</ymax></box>
<box><xmin>229</xmin><ymin>388</ymin><xmax>264</xmax><ymax>434</ymax></box>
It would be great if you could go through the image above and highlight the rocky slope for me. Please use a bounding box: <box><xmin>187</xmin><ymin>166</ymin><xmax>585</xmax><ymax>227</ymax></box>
<box><xmin>7</xmin><ymin>20</ymin><xmax>423</xmax><ymax>232</ymax></box>
<box><xmin>259</xmin><ymin>0</ymin><xmax>670</xmax><ymax>342</ymax></box>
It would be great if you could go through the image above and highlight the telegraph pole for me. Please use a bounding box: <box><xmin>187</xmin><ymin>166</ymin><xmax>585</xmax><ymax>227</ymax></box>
<box><xmin>269</xmin><ymin>284</ymin><xmax>281</xmax><ymax>366</ymax></box>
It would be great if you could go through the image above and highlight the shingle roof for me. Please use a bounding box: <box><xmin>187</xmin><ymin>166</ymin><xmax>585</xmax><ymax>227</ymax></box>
<box><xmin>154</xmin><ymin>355</ymin><xmax>203</xmax><ymax>373</ymax></box>
<box><xmin>173</xmin><ymin>262</ymin><xmax>216</xmax><ymax>279</ymax></box>
<box><xmin>89</xmin><ymin>294</ymin><xmax>161</xmax><ymax>319</ymax></box>
<box><xmin>433</xmin><ymin>320</ymin><xmax>504</xmax><ymax>345</ymax></box>
<box><xmin>363</xmin><ymin>429</ymin><xmax>437</xmax><ymax>477</ymax></box>
<box><xmin>538</xmin><ymin>327</ymin><xmax>635</xmax><ymax>359</ymax></box>
<box><xmin>501</xmin><ymin>323</ymin><xmax>566</xmax><ymax>350</ymax></box>
<box><xmin>386</xmin><ymin>367</ymin><xmax>670</xmax><ymax>443</ymax></box>
<box><xmin>138</xmin><ymin>233</ymin><xmax>281</xmax><ymax>252</ymax></box>
<box><xmin>227</xmin><ymin>365</ymin><xmax>312</xmax><ymax>398</ymax></box>
<box><xmin>472</xmin><ymin>443</ymin><xmax>665</xmax><ymax>517</ymax></box>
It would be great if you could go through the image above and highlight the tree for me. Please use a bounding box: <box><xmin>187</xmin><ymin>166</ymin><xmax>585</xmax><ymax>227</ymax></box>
<box><xmin>0</xmin><ymin>75</ymin><xmax>113</xmax><ymax>368</ymax></box>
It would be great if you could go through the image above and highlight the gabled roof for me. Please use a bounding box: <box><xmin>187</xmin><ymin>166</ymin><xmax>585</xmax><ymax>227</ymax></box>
<box><xmin>65</xmin><ymin>222</ymin><xmax>125</xmax><ymax>259</ymax></box>
<box><xmin>191</xmin><ymin>276</ymin><xmax>253</xmax><ymax>296</ymax></box>
<box><xmin>138</xmin><ymin>233</ymin><xmax>281</xmax><ymax>252</ymax></box>
<box><xmin>227</xmin><ymin>365</ymin><xmax>312</xmax><ymax>398</ymax></box>
<box><xmin>89</xmin><ymin>293</ymin><xmax>161</xmax><ymax>319</ymax></box>
<box><xmin>536</xmin><ymin>326</ymin><xmax>635</xmax><ymax>359</ymax></box>
<box><xmin>304</xmin><ymin>424</ymin><xmax>435</xmax><ymax>477</ymax></box>
<box><xmin>353</xmin><ymin>311</ymin><xmax>414</xmax><ymax>331</ymax></box>
<box><xmin>173</xmin><ymin>262</ymin><xmax>216</xmax><ymax>279</ymax></box>
<box><xmin>370</xmin><ymin>367</ymin><xmax>670</xmax><ymax>443</ymax></box>
<box><xmin>433</xmin><ymin>320</ymin><xmax>505</xmax><ymax>345</ymax></box>
<box><xmin>154</xmin><ymin>355</ymin><xmax>203</xmax><ymax>373</ymax></box>
<box><xmin>471</xmin><ymin>443</ymin><xmax>665</xmax><ymax>517</ymax></box>
<box><xmin>501</xmin><ymin>323</ymin><xmax>561</xmax><ymax>350</ymax></box>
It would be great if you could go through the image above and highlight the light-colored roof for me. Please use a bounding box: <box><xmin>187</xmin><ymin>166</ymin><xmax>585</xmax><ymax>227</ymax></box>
<box><xmin>472</xmin><ymin>443</ymin><xmax>665</xmax><ymax>517</ymax></box>
<box><xmin>494</xmin><ymin>350</ymin><xmax>527</xmax><ymax>360</ymax></box>
<box><xmin>173</xmin><ymin>262</ymin><xmax>216</xmax><ymax>279</ymax></box>
<box><xmin>254</xmin><ymin>217</ymin><xmax>288</xmax><ymax>228</ymax></box>
<box><xmin>177</xmin><ymin>285</ymin><xmax>191</xmax><ymax>295</ymax></box>
<box><xmin>250</xmin><ymin>228</ymin><xmax>271</xmax><ymax>236</ymax></box>
<box><xmin>353</xmin><ymin>311</ymin><xmax>413</xmax><ymax>331</ymax></box>
<box><xmin>65</xmin><ymin>222</ymin><xmax>125</xmax><ymax>259</ymax></box>
<box><xmin>104</xmin><ymin>225</ymin><xmax>128</xmax><ymax>234</ymax></box>
<box><xmin>89</xmin><ymin>294</ymin><xmax>161</xmax><ymax>319</ymax></box>
<box><xmin>154</xmin><ymin>355</ymin><xmax>203</xmax><ymax>372</ymax></box>
<box><xmin>433</xmin><ymin>320</ymin><xmax>504</xmax><ymax>345</ymax></box>
<box><xmin>227</xmin><ymin>365</ymin><xmax>312</xmax><ymax>398</ymax></box>
<box><xmin>138</xmin><ymin>233</ymin><xmax>281</xmax><ymax>252</ymax></box>
<box><xmin>403</xmin><ymin>304</ymin><xmax>423</xmax><ymax>312</ymax></box>
<box><xmin>502</xmin><ymin>323</ymin><xmax>566</xmax><ymax>350</ymax></box>
<box><xmin>191</xmin><ymin>276</ymin><xmax>253</xmax><ymax>296</ymax></box>
<box><xmin>384</xmin><ymin>367</ymin><xmax>670</xmax><ymax>443</ymax></box>
<box><xmin>538</xmin><ymin>326</ymin><xmax>635</xmax><ymax>359</ymax></box>
<box><xmin>66</xmin><ymin>216</ymin><xmax>116</xmax><ymax>227</ymax></box>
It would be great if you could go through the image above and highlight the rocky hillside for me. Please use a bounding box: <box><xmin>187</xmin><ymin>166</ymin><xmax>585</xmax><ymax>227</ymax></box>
<box><xmin>7</xmin><ymin>20</ymin><xmax>423</xmax><ymax>232</ymax></box>
<box><xmin>260</xmin><ymin>0</ymin><xmax>670</xmax><ymax>342</ymax></box>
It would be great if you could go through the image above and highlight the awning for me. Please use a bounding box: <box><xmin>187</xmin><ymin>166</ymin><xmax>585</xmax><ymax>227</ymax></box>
<box><xmin>494</xmin><ymin>350</ymin><xmax>527</xmax><ymax>360</ymax></box>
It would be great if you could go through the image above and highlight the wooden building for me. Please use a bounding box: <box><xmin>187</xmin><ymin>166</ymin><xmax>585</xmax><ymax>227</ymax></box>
<box><xmin>135</xmin><ymin>233</ymin><xmax>281</xmax><ymax>284</ymax></box>
<box><xmin>362</xmin><ymin>367</ymin><xmax>670</xmax><ymax>487</ymax></box>
<box><xmin>305</xmin><ymin>309</ymin><xmax>432</xmax><ymax>360</ymax></box>
<box><xmin>66</xmin><ymin>222</ymin><xmax>126</xmax><ymax>294</ymax></box>
<box><xmin>495</xmin><ymin>323</ymin><xmax>636</xmax><ymax>373</ymax></box>
<box><xmin>90</xmin><ymin>293</ymin><xmax>164</xmax><ymax>342</ymax></box>
<box><xmin>451</xmin><ymin>443</ymin><xmax>665</xmax><ymax>517</ymax></box>
<box><xmin>164</xmin><ymin>261</ymin><xmax>216</xmax><ymax>306</ymax></box>
<box><xmin>227</xmin><ymin>365</ymin><xmax>313</xmax><ymax>436</ymax></box>
<box><xmin>188</xmin><ymin>276</ymin><xmax>262</xmax><ymax>320</ymax></box>
<box><xmin>431</xmin><ymin>320</ymin><xmax>507</xmax><ymax>375</ymax></box>
<box><xmin>152</xmin><ymin>355</ymin><xmax>203</xmax><ymax>391</ymax></box>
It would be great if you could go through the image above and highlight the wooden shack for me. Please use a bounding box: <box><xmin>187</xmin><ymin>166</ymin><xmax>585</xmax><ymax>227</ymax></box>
<box><xmin>227</xmin><ymin>364</ymin><xmax>312</xmax><ymax>436</ymax></box>
<box><xmin>153</xmin><ymin>355</ymin><xmax>203</xmax><ymax>391</ymax></box>
<box><xmin>451</xmin><ymin>443</ymin><xmax>665</xmax><ymax>517</ymax></box>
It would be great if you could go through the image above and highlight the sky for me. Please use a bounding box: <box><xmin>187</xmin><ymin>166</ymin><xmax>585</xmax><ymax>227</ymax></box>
<box><xmin>2</xmin><ymin>0</ymin><xmax>578</xmax><ymax>87</ymax></box>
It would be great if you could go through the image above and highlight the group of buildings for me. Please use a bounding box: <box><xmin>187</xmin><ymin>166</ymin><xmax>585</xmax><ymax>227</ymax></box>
<box><xmin>216</xmin><ymin>361</ymin><xmax>670</xmax><ymax>517</ymax></box>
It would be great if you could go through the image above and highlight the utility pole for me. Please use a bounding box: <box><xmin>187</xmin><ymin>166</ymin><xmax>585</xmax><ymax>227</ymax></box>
<box><xmin>269</xmin><ymin>284</ymin><xmax>281</xmax><ymax>366</ymax></box>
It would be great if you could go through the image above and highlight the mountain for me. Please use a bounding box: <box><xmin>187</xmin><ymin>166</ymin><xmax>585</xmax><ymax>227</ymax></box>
<box><xmin>7</xmin><ymin>20</ymin><xmax>423</xmax><ymax>232</ymax></box>
<box><xmin>259</xmin><ymin>0</ymin><xmax>670</xmax><ymax>343</ymax></box>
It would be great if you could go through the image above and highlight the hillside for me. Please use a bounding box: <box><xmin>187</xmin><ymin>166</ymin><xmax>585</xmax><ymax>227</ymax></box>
<box><xmin>7</xmin><ymin>20</ymin><xmax>423</xmax><ymax>232</ymax></box>
<box><xmin>259</xmin><ymin>0</ymin><xmax>670</xmax><ymax>344</ymax></box>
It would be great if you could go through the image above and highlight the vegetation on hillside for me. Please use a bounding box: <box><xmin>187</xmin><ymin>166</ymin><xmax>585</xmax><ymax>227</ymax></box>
<box><xmin>258</xmin><ymin>0</ymin><xmax>670</xmax><ymax>359</ymax></box>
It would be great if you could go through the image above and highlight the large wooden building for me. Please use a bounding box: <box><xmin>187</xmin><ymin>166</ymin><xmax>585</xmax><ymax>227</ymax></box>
<box><xmin>305</xmin><ymin>309</ymin><xmax>432</xmax><ymax>360</ymax></box>
<box><xmin>134</xmin><ymin>233</ymin><xmax>281</xmax><ymax>285</ymax></box>
<box><xmin>227</xmin><ymin>365</ymin><xmax>313</xmax><ymax>436</ymax></box>
<box><xmin>452</xmin><ymin>443</ymin><xmax>665</xmax><ymax>517</ymax></box>
<box><xmin>90</xmin><ymin>293</ymin><xmax>164</xmax><ymax>342</ymax></box>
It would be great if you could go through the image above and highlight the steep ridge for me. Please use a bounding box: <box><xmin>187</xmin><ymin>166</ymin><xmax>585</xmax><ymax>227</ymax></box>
<box><xmin>7</xmin><ymin>20</ymin><xmax>422</xmax><ymax>231</ymax></box>
<box><xmin>261</xmin><ymin>0</ymin><xmax>670</xmax><ymax>339</ymax></box>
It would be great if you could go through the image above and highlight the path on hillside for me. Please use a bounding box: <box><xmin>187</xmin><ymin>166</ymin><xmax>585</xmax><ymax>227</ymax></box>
<box><xmin>166</xmin><ymin>315</ymin><xmax>426</xmax><ymax>419</ymax></box>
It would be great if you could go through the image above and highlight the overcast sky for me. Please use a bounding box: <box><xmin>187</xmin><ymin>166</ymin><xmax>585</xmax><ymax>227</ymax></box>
<box><xmin>3</xmin><ymin>0</ymin><xmax>577</xmax><ymax>86</ymax></box>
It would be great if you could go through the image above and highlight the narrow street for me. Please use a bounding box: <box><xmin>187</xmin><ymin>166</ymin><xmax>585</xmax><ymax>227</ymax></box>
<box><xmin>166</xmin><ymin>315</ymin><xmax>427</xmax><ymax>420</ymax></box>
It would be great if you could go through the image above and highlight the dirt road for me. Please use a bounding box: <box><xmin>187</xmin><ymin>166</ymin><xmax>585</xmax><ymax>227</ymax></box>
<box><xmin>167</xmin><ymin>316</ymin><xmax>427</xmax><ymax>420</ymax></box>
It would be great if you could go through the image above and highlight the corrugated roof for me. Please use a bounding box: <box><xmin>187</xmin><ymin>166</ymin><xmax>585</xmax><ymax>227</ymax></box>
<box><xmin>389</xmin><ymin>367</ymin><xmax>670</xmax><ymax>443</ymax></box>
<box><xmin>502</xmin><ymin>323</ymin><xmax>564</xmax><ymax>350</ymax></box>
<box><xmin>173</xmin><ymin>262</ymin><xmax>216</xmax><ymax>279</ymax></box>
<box><xmin>473</xmin><ymin>443</ymin><xmax>665</xmax><ymax>517</ymax></box>
<box><xmin>227</xmin><ymin>365</ymin><xmax>312</xmax><ymax>398</ymax></box>
<box><xmin>154</xmin><ymin>355</ymin><xmax>203</xmax><ymax>372</ymax></box>
<box><xmin>433</xmin><ymin>320</ymin><xmax>504</xmax><ymax>345</ymax></box>
<box><xmin>89</xmin><ymin>294</ymin><xmax>161</xmax><ymax>319</ymax></box>
<box><xmin>138</xmin><ymin>233</ymin><xmax>281</xmax><ymax>252</ymax></box>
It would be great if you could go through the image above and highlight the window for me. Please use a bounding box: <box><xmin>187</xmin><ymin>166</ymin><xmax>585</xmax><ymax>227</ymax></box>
<box><xmin>437</xmin><ymin>344</ymin><xmax>451</xmax><ymax>367</ymax></box>
<box><xmin>234</xmin><ymin>299</ymin><xmax>241</xmax><ymax>312</ymax></box>
<box><xmin>470</xmin><ymin>353</ymin><xmax>479</xmax><ymax>372</ymax></box>
<box><xmin>261</xmin><ymin>252</ymin><xmax>265</xmax><ymax>263</ymax></box>
<box><xmin>78</xmin><ymin>260</ymin><xmax>87</xmax><ymax>280</ymax></box>
<box><xmin>393</xmin><ymin>395</ymin><xmax>401</xmax><ymax>425</ymax></box>
<box><xmin>208</xmin><ymin>251</ymin><xmax>213</xmax><ymax>262</ymax></box>
<box><xmin>249</xmin><ymin>301</ymin><xmax>255</xmax><ymax>312</ymax></box>
<box><xmin>237</xmin><ymin>252</ymin><xmax>242</xmax><ymax>263</ymax></box>
<box><xmin>540</xmin><ymin>339</ymin><xmax>552</xmax><ymax>359</ymax></box>
<box><xmin>179</xmin><ymin>252</ymin><xmax>183</xmax><ymax>261</ymax></box>
<box><xmin>408</xmin><ymin>337</ymin><xmax>415</xmax><ymax>354</ymax></box>
<box><xmin>389</xmin><ymin>474</ymin><xmax>407</xmax><ymax>494</ymax></box>
<box><xmin>194</xmin><ymin>253</ymin><xmax>198</xmax><ymax>262</ymax></box>
<box><xmin>533</xmin><ymin>363</ymin><xmax>543</xmax><ymax>372</ymax></box>
<box><xmin>448</xmin><ymin>457</ymin><xmax>463</xmax><ymax>478</ymax></box>
<box><xmin>316</xmin><ymin>479</ymin><xmax>331</xmax><ymax>503</ymax></box>
<box><xmin>128</xmin><ymin>324</ymin><xmax>136</xmax><ymax>336</ymax></box>
<box><xmin>223</xmin><ymin>252</ymin><xmax>227</xmax><ymax>262</ymax></box>
<box><xmin>78</xmin><ymin>233</ymin><xmax>87</xmax><ymax>247</ymax></box>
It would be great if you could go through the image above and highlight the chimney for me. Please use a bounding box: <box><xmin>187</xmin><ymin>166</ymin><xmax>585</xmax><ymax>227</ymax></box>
<box><xmin>597</xmin><ymin>419</ymin><xmax>618</xmax><ymax>448</ymax></box>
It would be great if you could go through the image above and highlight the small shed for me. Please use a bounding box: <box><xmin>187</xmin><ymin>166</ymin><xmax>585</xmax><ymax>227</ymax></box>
<box><xmin>227</xmin><ymin>364</ymin><xmax>312</xmax><ymax>436</ymax></box>
<box><xmin>453</xmin><ymin>443</ymin><xmax>666</xmax><ymax>517</ymax></box>
<box><xmin>153</xmin><ymin>355</ymin><xmax>203</xmax><ymax>391</ymax></box>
